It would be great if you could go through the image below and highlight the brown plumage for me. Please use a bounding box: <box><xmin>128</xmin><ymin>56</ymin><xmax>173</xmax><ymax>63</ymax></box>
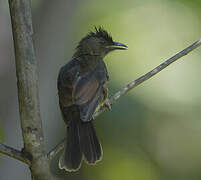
<box><xmin>57</xmin><ymin>27</ymin><xmax>127</xmax><ymax>171</ymax></box>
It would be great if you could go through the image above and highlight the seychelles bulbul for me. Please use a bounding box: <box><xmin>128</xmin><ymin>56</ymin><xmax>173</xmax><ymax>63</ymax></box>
<box><xmin>57</xmin><ymin>27</ymin><xmax>128</xmax><ymax>171</ymax></box>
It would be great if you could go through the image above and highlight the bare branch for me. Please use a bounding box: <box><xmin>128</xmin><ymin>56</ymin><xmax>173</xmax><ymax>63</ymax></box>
<box><xmin>48</xmin><ymin>38</ymin><xmax>201</xmax><ymax>160</ymax></box>
<box><xmin>8</xmin><ymin>0</ymin><xmax>51</xmax><ymax>179</ymax></box>
<box><xmin>0</xmin><ymin>143</ymin><xmax>31</xmax><ymax>165</ymax></box>
<box><xmin>47</xmin><ymin>139</ymin><xmax>65</xmax><ymax>160</ymax></box>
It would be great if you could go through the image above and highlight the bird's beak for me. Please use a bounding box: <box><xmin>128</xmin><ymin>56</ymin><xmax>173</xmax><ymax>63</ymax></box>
<box><xmin>107</xmin><ymin>42</ymin><xmax>128</xmax><ymax>50</ymax></box>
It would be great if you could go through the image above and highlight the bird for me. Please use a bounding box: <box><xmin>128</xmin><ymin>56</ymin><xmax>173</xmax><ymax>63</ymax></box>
<box><xmin>57</xmin><ymin>27</ymin><xmax>128</xmax><ymax>172</ymax></box>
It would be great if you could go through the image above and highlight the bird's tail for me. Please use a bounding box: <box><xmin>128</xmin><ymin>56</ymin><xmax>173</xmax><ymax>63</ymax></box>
<box><xmin>59</xmin><ymin>118</ymin><xmax>102</xmax><ymax>172</ymax></box>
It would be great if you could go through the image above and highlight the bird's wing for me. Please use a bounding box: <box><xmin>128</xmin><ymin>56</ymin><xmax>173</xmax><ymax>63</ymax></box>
<box><xmin>57</xmin><ymin>63</ymin><xmax>76</xmax><ymax>107</ymax></box>
<box><xmin>58</xmin><ymin>59</ymin><xmax>107</xmax><ymax>122</ymax></box>
<box><xmin>73</xmin><ymin>71</ymin><xmax>104</xmax><ymax>122</ymax></box>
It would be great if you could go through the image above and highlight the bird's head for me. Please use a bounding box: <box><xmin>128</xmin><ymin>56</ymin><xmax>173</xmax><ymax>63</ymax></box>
<box><xmin>74</xmin><ymin>27</ymin><xmax>128</xmax><ymax>58</ymax></box>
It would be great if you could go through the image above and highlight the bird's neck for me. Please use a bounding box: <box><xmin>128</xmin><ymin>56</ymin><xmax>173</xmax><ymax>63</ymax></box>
<box><xmin>75</xmin><ymin>54</ymin><xmax>103</xmax><ymax>72</ymax></box>
<box><xmin>80</xmin><ymin>55</ymin><xmax>102</xmax><ymax>64</ymax></box>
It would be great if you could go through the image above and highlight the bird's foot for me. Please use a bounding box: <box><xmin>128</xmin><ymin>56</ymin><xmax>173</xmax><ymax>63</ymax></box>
<box><xmin>103</xmin><ymin>99</ymin><xmax>112</xmax><ymax>111</ymax></box>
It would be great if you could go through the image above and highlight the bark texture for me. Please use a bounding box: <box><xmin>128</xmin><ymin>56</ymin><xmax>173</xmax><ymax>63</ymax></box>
<box><xmin>8</xmin><ymin>0</ymin><xmax>52</xmax><ymax>179</ymax></box>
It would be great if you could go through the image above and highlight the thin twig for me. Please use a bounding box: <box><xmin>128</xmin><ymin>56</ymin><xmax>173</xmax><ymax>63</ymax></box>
<box><xmin>0</xmin><ymin>143</ymin><xmax>31</xmax><ymax>165</ymax></box>
<box><xmin>47</xmin><ymin>139</ymin><xmax>65</xmax><ymax>160</ymax></box>
<box><xmin>48</xmin><ymin>38</ymin><xmax>201</xmax><ymax>160</ymax></box>
<box><xmin>94</xmin><ymin>38</ymin><xmax>201</xmax><ymax>117</ymax></box>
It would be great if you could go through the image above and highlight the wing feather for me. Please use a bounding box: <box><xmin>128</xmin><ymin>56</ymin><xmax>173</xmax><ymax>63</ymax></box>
<box><xmin>73</xmin><ymin>73</ymin><xmax>104</xmax><ymax>121</ymax></box>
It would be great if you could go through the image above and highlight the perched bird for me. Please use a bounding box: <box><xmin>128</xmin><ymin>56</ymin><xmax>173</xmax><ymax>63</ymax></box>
<box><xmin>57</xmin><ymin>27</ymin><xmax>127</xmax><ymax>172</ymax></box>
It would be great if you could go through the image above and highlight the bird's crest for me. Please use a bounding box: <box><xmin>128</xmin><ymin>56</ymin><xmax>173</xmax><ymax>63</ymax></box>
<box><xmin>94</xmin><ymin>26</ymin><xmax>113</xmax><ymax>43</ymax></box>
<box><xmin>78</xmin><ymin>27</ymin><xmax>114</xmax><ymax>46</ymax></box>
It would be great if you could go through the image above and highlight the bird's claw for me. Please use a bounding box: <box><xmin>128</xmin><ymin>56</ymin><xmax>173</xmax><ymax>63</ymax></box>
<box><xmin>104</xmin><ymin>99</ymin><xmax>112</xmax><ymax>111</ymax></box>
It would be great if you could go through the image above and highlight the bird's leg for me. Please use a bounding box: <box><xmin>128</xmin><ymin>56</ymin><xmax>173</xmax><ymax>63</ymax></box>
<box><xmin>102</xmin><ymin>86</ymin><xmax>112</xmax><ymax>111</ymax></box>
<box><xmin>103</xmin><ymin>98</ymin><xmax>112</xmax><ymax>111</ymax></box>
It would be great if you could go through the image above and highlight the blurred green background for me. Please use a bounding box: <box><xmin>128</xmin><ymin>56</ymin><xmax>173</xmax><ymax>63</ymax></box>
<box><xmin>0</xmin><ymin>0</ymin><xmax>201</xmax><ymax>179</ymax></box>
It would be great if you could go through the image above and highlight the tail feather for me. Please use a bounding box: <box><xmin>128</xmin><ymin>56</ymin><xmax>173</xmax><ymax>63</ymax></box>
<box><xmin>59</xmin><ymin>120</ymin><xmax>82</xmax><ymax>172</ymax></box>
<box><xmin>59</xmin><ymin>118</ymin><xmax>102</xmax><ymax>171</ymax></box>
<box><xmin>90</xmin><ymin>121</ymin><xmax>102</xmax><ymax>161</ymax></box>
<box><xmin>80</xmin><ymin>120</ymin><xmax>102</xmax><ymax>164</ymax></box>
